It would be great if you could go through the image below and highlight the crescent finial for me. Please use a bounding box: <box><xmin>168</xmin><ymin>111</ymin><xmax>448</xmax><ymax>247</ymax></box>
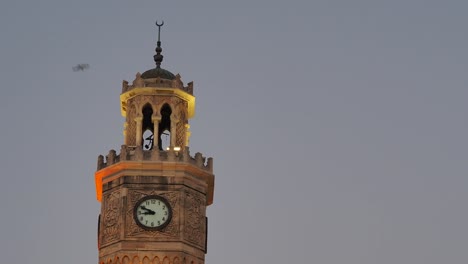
<box><xmin>156</xmin><ymin>20</ymin><xmax>164</xmax><ymax>27</ymax></box>
<box><xmin>155</xmin><ymin>20</ymin><xmax>164</xmax><ymax>42</ymax></box>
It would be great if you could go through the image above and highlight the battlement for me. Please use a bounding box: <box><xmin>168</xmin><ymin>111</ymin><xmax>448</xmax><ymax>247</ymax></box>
<box><xmin>122</xmin><ymin>73</ymin><xmax>194</xmax><ymax>95</ymax></box>
<box><xmin>97</xmin><ymin>145</ymin><xmax>213</xmax><ymax>173</ymax></box>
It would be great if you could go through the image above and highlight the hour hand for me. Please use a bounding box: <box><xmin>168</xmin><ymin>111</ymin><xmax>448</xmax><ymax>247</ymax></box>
<box><xmin>140</xmin><ymin>206</ymin><xmax>156</xmax><ymax>215</ymax></box>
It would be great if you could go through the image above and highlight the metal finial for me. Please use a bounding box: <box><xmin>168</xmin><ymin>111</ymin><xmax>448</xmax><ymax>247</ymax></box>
<box><xmin>156</xmin><ymin>20</ymin><xmax>164</xmax><ymax>42</ymax></box>
<box><xmin>154</xmin><ymin>20</ymin><xmax>165</xmax><ymax>68</ymax></box>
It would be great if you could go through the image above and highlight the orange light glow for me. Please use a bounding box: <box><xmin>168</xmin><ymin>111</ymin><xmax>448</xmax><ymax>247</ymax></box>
<box><xmin>94</xmin><ymin>161</ymin><xmax>214</xmax><ymax>204</ymax></box>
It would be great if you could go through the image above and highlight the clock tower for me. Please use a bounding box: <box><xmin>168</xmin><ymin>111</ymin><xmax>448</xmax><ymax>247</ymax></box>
<box><xmin>95</xmin><ymin>22</ymin><xmax>214</xmax><ymax>264</ymax></box>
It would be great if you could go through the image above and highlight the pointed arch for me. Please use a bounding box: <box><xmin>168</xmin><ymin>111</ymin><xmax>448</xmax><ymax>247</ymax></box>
<box><xmin>162</xmin><ymin>256</ymin><xmax>170</xmax><ymax>264</ymax></box>
<box><xmin>142</xmin><ymin>256</ymin><xmax>151</xmax><ymax>264</ymax></box>
<box><xmin>141</xmin><ymin>103</ymin><xmax>155</xmax><ymax>150</ymax></box>
<box><xmin>122</xmin><ymin>256</ymin><xmax>130</xmax><ymax>264</ymax></box>
<box><xmin>153</xmin><ymin>256</ymin><xmax>161</xmax><ymax>264</ymax></box>
<box><xmin>158</xmin><ymin>103</ymin><xmax>172</xmax><ymax>150</ymax></box>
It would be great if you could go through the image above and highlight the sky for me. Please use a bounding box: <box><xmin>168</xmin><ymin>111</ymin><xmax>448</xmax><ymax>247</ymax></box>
<box><xmin>0</xmin><ymin>0</ymin><xmax>467</xmax><ymax>263</ymax></box>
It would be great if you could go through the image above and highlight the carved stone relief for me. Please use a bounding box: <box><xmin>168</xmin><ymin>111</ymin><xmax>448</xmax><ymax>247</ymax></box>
<box><xmin>101</xmin><ymin>190</ymin><xmax>121</xmax><ymax>245</ymax></box>
<box><xmin>184</xmin><ymin>190</ymin><xmax>206</xmax><ymax>249</ymax></box>
<box><xmin>101</xmin><ymin>253</ymin><xmax>204</xmax><ymax>264</ymax></box>
<box><xmin>127</xmin><ymin>103</ymin><xmax>137</xmax><ymax>146</ymax></box>
<box><xmin>176</xmin><ymin>108</ymin><xmax>187</xmax><ymax>147</ymax></box>
<box><xmin>126</xmin><ymin>189</ymin><xmax>180</xmax><ymax>238</ymax></box>
<box><xmin>122</xmin><ymin>256</ymin><xmax>130</xmax><ymax>264</ymax></box>
<box><xmin>134</xmin><ymin>95</ymin><xmax>158</xmax><ymax>113</ymax></box>
<box><xmin>142</xmin><ymin>256</ymin><xmax>151</xmax><ymax>264</ymax></box>
<box><xmin>157</xmin><ymin>97</ymin><xmax>173</xmax><ymax>112</ymax></box>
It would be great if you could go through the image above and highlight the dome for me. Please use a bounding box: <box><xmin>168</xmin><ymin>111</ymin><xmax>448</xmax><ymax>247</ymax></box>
<box><xmin>141</xmin><ymin>67</ymin><xmax>176</xmax><ymax>80</ymax></box>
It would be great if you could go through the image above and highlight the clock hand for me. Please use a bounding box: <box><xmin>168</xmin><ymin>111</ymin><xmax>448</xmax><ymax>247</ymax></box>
<box><xmin>140</xmin><ymin>206</ymin><xmax>156</xmax><ymax>214</ymax></box>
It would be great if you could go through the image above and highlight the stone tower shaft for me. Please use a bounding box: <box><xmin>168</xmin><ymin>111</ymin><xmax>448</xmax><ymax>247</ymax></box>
<box><xmin>94</xmin><ymin>28</ymin><xmax>214</xmax><ymax>264</ymax></box>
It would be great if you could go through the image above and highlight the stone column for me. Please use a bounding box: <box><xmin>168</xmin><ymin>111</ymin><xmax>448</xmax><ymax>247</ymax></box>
<box><xmin>135</xmin><ymin>116</ymin><xmax>143</xmax><ymax>147</ymax></box>
<box><xmin>123</xmin><ymin>122</ymin><xmax>128</xmax><ymax>145</ymax></box>
<box><xmin>185</xmin><ymin>124</ymin><xmax>191</xmax><ymax>147</ymax></box>
<box><xmin>152</xmin><ymin>116</ymin><xmax>161</xmax><ymax>150</ymax></box>
<box><xmin>170</xmin><ymin>115</ymin><xmax>179</xmax><ymax>148</ymax></box>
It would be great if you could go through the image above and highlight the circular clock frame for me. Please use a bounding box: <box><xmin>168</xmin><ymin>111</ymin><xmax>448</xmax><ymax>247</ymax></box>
<box><xmin>133</xmin><ymin>195</ymin><xmax>172</xmax><ymax>231</ymax></box>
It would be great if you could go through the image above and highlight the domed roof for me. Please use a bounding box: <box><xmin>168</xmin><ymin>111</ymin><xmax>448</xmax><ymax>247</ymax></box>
<box><xmin>141</xmin><ymin>67</ymin><xmax>175</xmax><ymax>80</ymax></box>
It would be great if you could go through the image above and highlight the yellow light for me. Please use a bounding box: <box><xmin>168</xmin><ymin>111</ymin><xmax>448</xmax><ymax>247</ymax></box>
<box><xmin>174</xmin><ymin>147</ymin><xmax>181</xmax><ymax>151</ymax></box>
<box><xmin>120</xmin><ymin>87</ymin><xmax>196</xmax><ymax>118</ymax></box>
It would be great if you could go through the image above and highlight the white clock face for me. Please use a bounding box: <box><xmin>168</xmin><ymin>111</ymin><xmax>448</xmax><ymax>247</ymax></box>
<box><xmin>134</xmin><ymin>195</ymin><xmax>172</xmax><ymax>230</ymax></box>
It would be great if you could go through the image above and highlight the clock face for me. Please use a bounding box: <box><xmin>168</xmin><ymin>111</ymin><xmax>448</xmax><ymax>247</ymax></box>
<box><xmin>133</xmin><ymin>195</ymin><xmax>172</xmax><ymax>230</ymax></box>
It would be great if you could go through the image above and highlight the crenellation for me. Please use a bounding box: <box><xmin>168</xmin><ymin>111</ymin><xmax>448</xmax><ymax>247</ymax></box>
<box><xmin>206</xmin><ymin>157</ymin><xmax>213</xmax><ymax>171</ymax></box>
<box><xmin>150</xmin><ymin>148</ymin><xmax>160</xmax><ymax>161</ymax></box>
<box><xmin>121</xmin><ymin>73</ymin><xmax>194</xmax><ymax>95</ymax></box>
<box><xmin>120</xmin><ymin>145</ymin><xmax>128</xmax><ymax>160</ymax></box>
<box><xmin>98</xmin><ymin>155</ymin><xmax>104</xmax><ymax>170</ymax></box>
<box><xmin>134</xmin><ymin>146</ymin><xmax>143</xmax><ymax>160</ymax></box>
<box><xmin>107</xmin><ymin>149</ymin><xmax>117</xmax><ymax>165</ymax></box>
<box><xmin>122</xmin><ymin>80</ymin><xmax>129</xmax><ymax>93</ymax></box>
<box><xmin>186</xmin><ymin>81</ymin><xmax>193</xmax><ymax>94</ymax></box>
<box><xmin>194</xmin><ymin>153</ymin><xmax>204</xmax><ymax>168</ymax></box>
<box><xmin>97</xmin><ymin>145</ymin><xmax>213</xmax><ymax>172</ymax></box>
<box><xmin>181</xmin><ymin>147</ymin><xmax>191</xmax><ymax>162</ymax></box>
<box><xmin>167</xmin><ymin>149</ymin><xmax>177</xmax><ymax>162</ymax></box>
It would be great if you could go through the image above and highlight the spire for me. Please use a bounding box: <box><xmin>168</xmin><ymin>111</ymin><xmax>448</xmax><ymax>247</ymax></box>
<box><xmin>141</xmin><ymin>21</ymin><xmax>176</xmax><ymax>80</ymax></box>
<box><xmin>154</xmin><ymin>20</ymin><xmax>164</xmax><ymax>68</ymax></box>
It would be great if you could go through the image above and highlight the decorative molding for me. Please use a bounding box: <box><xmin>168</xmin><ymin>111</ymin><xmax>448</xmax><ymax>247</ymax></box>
<box><xmin>122</xmin><ymin>72</ymin><xmax>194</xmax><ymax>95</ymax></box>
<box><xmin>97</xmin><ymin>146</ymin><xmax>213</xmax><ymax>173</ymax></box>
<box><xmin>101</xmin><ymin>254</ymin><xmax>203</xmax><ymax>264</ymax></box>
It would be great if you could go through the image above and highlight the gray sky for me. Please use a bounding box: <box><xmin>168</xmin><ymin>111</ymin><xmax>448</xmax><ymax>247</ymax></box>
<box><xmin>1</xmin><ymin>0</ymin><xmax>467</xmax><ymax>263</ymax></box>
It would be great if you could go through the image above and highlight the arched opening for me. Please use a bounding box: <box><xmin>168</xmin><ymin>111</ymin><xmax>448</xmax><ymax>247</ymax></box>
<box><xmin>142</xmin><ymin>104</ymin><xmax>154</xmax><ymax>150</ymax></box>
<box><xmin>160</xmin><ymin>129</ymin><xmax>171</xmax><ymax>150</ymax></box>
<box><xmin>158</xmin><ymin>104</ymin><xmax>172</xmax><ymax>150</ymax></box>
<box><xmin>142</xmin><ymin>129</ymin><xmax>154</xmax><ymax>150</ymax></box>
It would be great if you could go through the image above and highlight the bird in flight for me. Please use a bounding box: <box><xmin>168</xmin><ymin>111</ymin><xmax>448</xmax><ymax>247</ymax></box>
<box><xmin>72</xmin><ymin>64</ymin><xmax>90</xmax><ymax>72</ymax></box>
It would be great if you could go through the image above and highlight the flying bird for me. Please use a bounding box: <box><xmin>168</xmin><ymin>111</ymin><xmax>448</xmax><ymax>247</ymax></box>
<box><xmin>73</xmin><ymin>64</ymin><xmax>90</xmax><ymax>72</ymax></box>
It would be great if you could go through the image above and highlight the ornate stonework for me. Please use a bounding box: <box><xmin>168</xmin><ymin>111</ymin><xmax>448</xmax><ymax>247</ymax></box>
<box><xmin>101</xmin><ymin>190</ymin><xmax>122</xmax><ymax>246</ymax></box>
<box><xmin>124</xmin><ymin>94</ymin><xmax>190</xmax><ymax>149</ymax></box>
<box><xmin>100</xmin><ymin>254</ymin><xmax>203</xmax><ymax>264</ymax></box>
<box><xmin>175</xmin><ymin>102</ymin><xmax>187</xmax><ymax>147</ymax></box>
<box><xmin>127</xmin><ymin>104</ymin><xmax>137</xmax><ymax>146</ymax></box>
<box><xmin>126</xmin><ymin>189</ymin><xmax>180</xmax><ymax>238</ymax></box>
<box><xmin>184</xmin><ymin>190</ymin><xmax>206</xmax><ymax>249</ymax></box>
<box><xmin>134</xmin><ymin>95</ymin><xmax>158</xmax><ymax>112</ymax></box>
